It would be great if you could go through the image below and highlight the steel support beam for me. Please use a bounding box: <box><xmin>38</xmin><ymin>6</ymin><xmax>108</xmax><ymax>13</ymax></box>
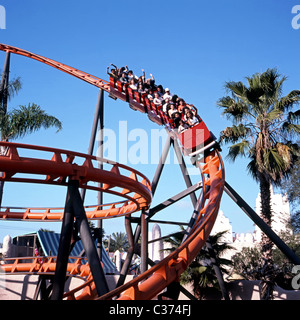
<box><xmin>148</xmin><ymin>230</ymin><xmax>185</xmax><ymax>244</ymax></box>
<box><xmin>116</xmin><ymin>216</ymin><xmax>135</xmax><ymax>288</ymax></box>
<box><xmin>51</xmin><ymin>191</ymin><xmax>75</xmax><ymax>300</ymax></box>
<box><xmin>140</xmin><ymin>134</ymin><xmax>173</xmax><ymax>274</ymax></box>
<box><xmin>172</xmin><ymin>138</ymin><xmax>229</xmax><ymax>300</ymax></box>
<box><xmin>151</xmin><ymin>133</ymin><xmax>173</xmax><ymax>195</ymax></box>
<box><xmin>0</xmin><ymin>51</ymin><xmax>10</xmax><ymax>113</ymax></box>
<box><xmin>178</xmin><ymin>284</ymin><xmax>198</xmax><ymax>300</ymax></box>
<box><xmin>148</xmin><ymin>182</ymin><xmax>203</xmax><ymax>220</ymax></box>
<box><xmin>224</xmin><ymin>181</ymin><xmax>300</xmax><ymax>265</ymax></box>
<box><xmin>81</xmin><ymin>89</ymin><xmax>104</xmax><ymax>202</ymax></box>
<box><xmin>171</xmin><ymin>138</ymin><xmax>198</xmax><ymax>206</ymax></box>
<box><xmin>181</xmin><ymin>193</ymin><xmax>204</xmax><ymax>243</ymax></box>
<box><xmin>34</xmin><ymin>275</ymin><xmax>54</xmax><ymax>300</ymax></box>
<box><xmin>172</xmin><ymin>138</ymin><xmax>205</xmax><ymax>241</ymax></box>
<box><xmin>97</xmin><ymin>89</ymin><xmax>104</xmax><ymax>260</ymax></box>
<box><xmin>68</xmin><ymin>179</ymin><xmax>109</xmax><ymax>297</ymax></box>
<box><xmin>0</xmin><ymin>51</ymin><xmax>11</xmax><ymax>208</ymax></box>
<box><xmin>80</xmin><ymin>89</ymin><xmax>104</xmax><ymax>259</ymax></box>
<box><xmin>148</xmin><ymin>219</ymin><xmax>189</xmax><ymax>226</ymax></box>
<box><xmin>116</xmin><ymin>135</ymin><xmax>173</xmax><ymax>287</ymax></box>
<box><xmin>140</xmin><ymin>209</ymin><xmax>149</xmax><ymax>273</ymax></box>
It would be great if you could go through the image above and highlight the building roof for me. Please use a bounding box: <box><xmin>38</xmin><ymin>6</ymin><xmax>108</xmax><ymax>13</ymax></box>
<box><xmin>37</xmin><ymin>230</ymin><xmax>117</xmax><ymax>274</ymax></box>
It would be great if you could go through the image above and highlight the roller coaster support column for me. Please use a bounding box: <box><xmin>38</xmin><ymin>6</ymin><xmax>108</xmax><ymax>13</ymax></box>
<box><xmin>0</xmin><ymin>51</ymin><xmax>10</xmax><ymax>208</ymax></box>
<box><xmin>171</xmin><ymin>139</ymin><xmax>198</xmax><ymax>206</ymax></box>
<box><xmin>224</xmin><ymin>181</ymin><xmax>300</xmax><ymax>265</ymax></box>
<box><xmin>81</xmin><ymin>89</ymin><xmax>104</xmax><ymax>201</ymax></box>
<box><xmin>140</xmin><ymin>134</ymin><xmax>173</xmax><ymax>274</ymax></box>
<box><xmin>140</xmin><ymin>210</ymin><xmax>148</xmax><ymax>273</ymax></box>
<box><xmin>51</xmin><ymin>191</ymin><xmax>75</xmax><ymax>300</ymax></box>
<box><xmin>117</xmin><ymin>135</ymin><xmax>173</xmax><ymax>286</ymax></box>
<box><xmin>151</xmin><ymin>134</ymin><xmax>173</xmax><ymax>195</ymax></box>
<box><xmin>172</xmin><ymin>139</ymin><xmax>229</xmax><ymax>300</ymax></box>
<box><xmin>81</xmin><ymin>89</ymin><xmax>104</xmax><ymax>259</ymax></box>
<box><xmin>117</xmin><ymin>216</ymin><xmax>135</xmax><ymax>286</ymax></box>
<box><xmin>0</xmin><ymin>50</ymin><xmax>10</xmax><ymax>113</ymax></box>
<box><xmin>69</xmin><ymin>179</ymin><xmax>109</xmax><ymax>296</ymax></box>
<box><xmin>97</xmin><ymin>89</ymin><xmax>104</xmax><ymax>260</ymax></box>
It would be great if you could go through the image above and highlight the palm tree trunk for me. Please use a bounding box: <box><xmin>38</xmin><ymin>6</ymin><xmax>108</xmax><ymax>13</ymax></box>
<box><xmin>258</xmin><ymin>173</ymin><xmax>274</xmax><ymax>300</ymax></box>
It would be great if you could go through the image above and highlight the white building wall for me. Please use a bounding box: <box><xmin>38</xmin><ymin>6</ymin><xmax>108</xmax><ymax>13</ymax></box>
<box><xmin>255</xmin><ymin>185</ymin><xmax>292</xmax><ymax>242</ymax></box>
<box><xmin>211</xmin><ymin>210</ymin><xmax>233</xmax><ymax>243</ymax></box>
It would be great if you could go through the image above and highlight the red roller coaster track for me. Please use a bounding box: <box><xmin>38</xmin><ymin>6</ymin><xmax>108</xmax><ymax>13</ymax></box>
<box><xmin>0</xmin><ymin>44</ymin><xmax>225</xmax><ymax>300</ymax></box>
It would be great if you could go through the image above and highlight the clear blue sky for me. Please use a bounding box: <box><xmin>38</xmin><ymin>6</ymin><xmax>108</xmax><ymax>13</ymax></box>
<box><xmin>0</xmin><ymin>0</ymin><xmax>299</xmax><ymax>241</ymax></box>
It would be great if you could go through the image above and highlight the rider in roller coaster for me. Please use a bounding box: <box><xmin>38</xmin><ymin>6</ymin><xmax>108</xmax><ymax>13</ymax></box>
<box><xmin>107</xmin><ymin>63</ymin><xmax>202</xmax><ymax>132</ymax></box>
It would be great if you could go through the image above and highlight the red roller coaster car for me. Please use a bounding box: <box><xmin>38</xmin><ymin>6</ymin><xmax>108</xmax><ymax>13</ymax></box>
<box><xmin>108</xmin><ymin>77</ymin><xmax>217</xmax><ymax>156</ymax></box>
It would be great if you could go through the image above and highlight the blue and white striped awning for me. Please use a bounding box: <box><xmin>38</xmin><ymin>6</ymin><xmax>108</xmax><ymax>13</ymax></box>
<box><xmin>37</xmin><ymin>230</ymin><xmax>117</xmax><ymax>274</ymax></box>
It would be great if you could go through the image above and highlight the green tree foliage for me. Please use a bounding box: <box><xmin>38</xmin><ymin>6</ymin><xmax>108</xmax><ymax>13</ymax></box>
<box><xmin>106</xmin><ymin>232</ymin><xmax>129</xmax><ymax>252</ymax></box>
<box><xmin>0</xmin><ymin>74</ymin><xmax>62</xmax><ymax>205</ymax></box>
<box><xmin>218</xmin><ymin>68</ymin><xmax>300</xmax><ymax>299</ymax></box>
<box><xmin>180</xmin><ymin>231</ymin><xmax>234</xmax><ymax>300</ymax></box>
<box><xmin>0</xmin><ymin>103</ymin><xmax>62</xmax><ymax>141</ymax></box>
<box><xmin>281</xmin><ymin>157</ymin><xmax>300</xmax><ymax>232</ymax></box>
<box><xmin>232</xmin><ymin>231</ymin><xmax>300</xmax><ymax>291</ymax></box>
<box><xmin>164</xmin><ymin>229</ymin><xmax>233</xmax><ymax>300</ymax></box>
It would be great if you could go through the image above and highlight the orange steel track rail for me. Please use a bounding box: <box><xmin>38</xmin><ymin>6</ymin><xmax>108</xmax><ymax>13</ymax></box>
<box><xmin>0</xmin><ymin>141</ymin><xmax>152</xmax><ymax>219</ymax></box>
<box><xmin>1</xmin><ymin>256</ymin><xmax>92</xmax><ymax>278</ymax></box>
<box><xmin>1</xmin><ymin>150</ymin><xmax>224</xmax><ymax>300</ymax></box>
<box><xmin>72</xmin><ymin>150</ymin><xmax>224</xmax><ymax>300</ymax></box>
<box><xmin>0</xmin><ymin>44</ymin><xmax>225</xmax><ymax>300</ymax></box>
<box><xmin>0</xmin><ymin>44</ymin><xmax>111</xmax><ymax>92</ymax></box>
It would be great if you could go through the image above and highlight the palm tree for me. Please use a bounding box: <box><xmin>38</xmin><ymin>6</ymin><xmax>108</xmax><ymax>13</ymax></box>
<box><xmin>164</xmin><ymin>228</ymin><xmax>233</xmax><ymax>299</ymax></box>
<box><xmin>109</xmin><ymin>232</ymin><xmax>129</xmax><ymax>252</ymax></box>
<box><xmin>180</xmin><ymin>231</ymin><xmax>234</xmax><ymax>300</ymax></box>
<box><xmin>0</xmin><ymin>103</ymin><xmax>62</xmax><ymax>142</ymax></box>
<box><xmin>0</xmin><ymin>76</ymin><xmax>62</xmax><ymax>205</ymax></box>
<box><xmin>162</xmin><ymin>226</ymin><xmax>185</xmax><ymax>253</ymax></box>
<box><xmin>217</xmin><ymin>68</ymin><xmax>300</xmax><ymax>299</ymax></box>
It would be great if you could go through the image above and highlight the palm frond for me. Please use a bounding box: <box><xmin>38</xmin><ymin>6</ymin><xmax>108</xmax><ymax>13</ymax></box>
<box><xmin>226</xmin><ymin>140</ymin><xmax>251</xmax><ymax>162</ymax></box>
<box><xmin>260</xmin><ymin>146</ymin><xmax>293</xmax><ymax>182</ymax></box>
<box><xmin>218</xmin><ymin>97</ymin><xmax>249</xmax><ymax>122</ymax></box>
<box><xmin>5</xmin><ymin>103</ymin><xmax>62</xmax><ymax>141</ymax></box>
<box><xmin>219</xmin><ymin>124</ymin><xmax>251</xmax><ymax>145</ymax></box>
<box><xmin>276</xmin><ymin>90</ymin><xmax>300</xmax><ymax>112</ymax></box>
<box><xmin>287</xmin><ymin>109</ymin><xmax>300</xmax><ymax>123</ymax></box>
<box><xmin>281</xmin><ymin>122</ymin><xmax>300</xmax><ymax>137</ymax></box>
<box><xmin>264</xmin><ymin>148</ymin><xmax>285</xmax><ymax>171</ymax></box>
<box><xmin>217</xmin><ymin>96</ymin><xmax>235</xmax><ymax>109</ymax></box>
<box><xmin>246</xmin><ymin>156</ymin><xmax>259</xmax><ymax>182</ymax></box>
<box><xmin>7</xmin><ymin>77</ymin><xmax>22</xmax><ymax>101</ymax></box>
<box><xmin>245</xmin><ymin>86</ymin><xmax>264</xmax><ymax>105</ymax></box>
<box><xmin>265</xmin><ymin>109</ymin><xmax>283</xmax><ymax>122</ymax></box>
<box><xmin>224</xmin><ymin>81</ymin><xmax>247</xmax><ymax>100</ymax></box>
<box><xmin>246</xmin><ymin>73</ymin><xmax>261</xmax><ymax>89</ymax></box>
<box><xmin>260</xmin><ymin>68</ymin><xmax>283</xmax><ymax>94</ymax></box>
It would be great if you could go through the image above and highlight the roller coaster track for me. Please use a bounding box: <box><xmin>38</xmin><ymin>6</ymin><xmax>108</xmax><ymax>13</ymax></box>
<box><xmin>0</xmin><ymin>44</ymin><xmax>225</xmax><ymax>300</ymax></box>
<box><xmin>0</xmin><ymin>141</ymin><xmax>151</xmax><ymax>220</ymax></box>
<box><xmin>0</xmin><ymin>44</ymin><xmax>111</xmax><ymax>92</ymax></box>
